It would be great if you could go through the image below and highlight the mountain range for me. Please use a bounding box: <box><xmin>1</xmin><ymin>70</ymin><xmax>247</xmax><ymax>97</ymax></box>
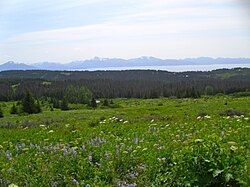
<box><xmin>0</xmin><ymin>57</ymin><xmax>249</xmax><ymax>71</ymax></box>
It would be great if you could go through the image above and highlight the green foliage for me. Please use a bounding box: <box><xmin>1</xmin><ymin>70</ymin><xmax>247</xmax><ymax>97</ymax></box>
<box><xmin>10</xmin><ymin>104</ymin><xmax>18</xmax><ymax>114</ymax></box>
<box><xmin>49</xmin><ymin>105</ymin><xmax>54</xmax><ymax>111</ymax></box>
<box><xmin>52</xmin><ymin>98</ymin><xmax>60</xmax><ymax>109</ymax></box>
<box><xmin>231</xmin><ymin>91</ymin><xmax>250</xmax><ymax>97</ymax></box>
<box><xmin>205</xmin><ymin>85</ymin><xmax>214</xmax><ymax>95</ymax></box>
<box><xmin>0</xmin><ymin>107</ymin><xmax>3</xmax><ymax>118</ymax></box>
<box><xmin>90</xmin><ymin>98</ymin><xmax>97</xmax><ymax>108</ymax></box>
<box><xmin>21</xmin><ymin>91</ymin><xmax>42</xmax><ymax>114</ymax></box>
<box><xmin>103</xmin><ymin>98</ymin><xmax>109</xmax><ymax>106</ymax></box>
<box><xmin>65</xmin><ymin>85</ymin><xmax>92</xmax><ymax>104</ymax></box>
<box><xmin>0</xmin><ymin>96</ymin><xmax>249</xmax><ymax>186</ymax></box>
<box><xmin>220</xmin><ymin>109</ymin><xmax>244</xmax><ymax>117</ymax></box>
<box><xmin>60</xmin><ymin>98</ymin><xmax>69</xmax><ymax>111</ymax></box>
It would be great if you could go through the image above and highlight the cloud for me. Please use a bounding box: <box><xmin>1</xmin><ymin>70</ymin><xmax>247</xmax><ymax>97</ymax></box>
<box><xmin>0</xmin><ymin>0</ymin><xmax>249</xmax><ymax>63</ymax></box>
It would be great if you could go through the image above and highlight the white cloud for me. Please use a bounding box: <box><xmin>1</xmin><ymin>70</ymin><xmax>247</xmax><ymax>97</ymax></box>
<box><xmin>0</xmin><ymin>0</ymin><xmax>249</xmax><ymax>63</ymax></box>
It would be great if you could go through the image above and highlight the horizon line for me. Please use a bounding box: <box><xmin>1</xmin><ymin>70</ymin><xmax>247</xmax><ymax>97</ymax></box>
<box><xmin>2</xmin><ymin>56</ymin><xmax>250</xmax><ymax>65</ymax></box>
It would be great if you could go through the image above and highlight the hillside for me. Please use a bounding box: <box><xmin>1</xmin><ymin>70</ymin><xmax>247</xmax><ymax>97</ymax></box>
<box><xmin>0</xmin><ymin>96</ymin><xmax>249</xmax><ymax>186</ymax></box>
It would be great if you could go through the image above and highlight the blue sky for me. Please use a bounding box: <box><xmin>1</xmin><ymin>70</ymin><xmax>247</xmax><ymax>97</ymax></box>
<box><xmin>0</xmin><ymin>0</ymin><xmax>249</xmax><ymax>63</ymax></box>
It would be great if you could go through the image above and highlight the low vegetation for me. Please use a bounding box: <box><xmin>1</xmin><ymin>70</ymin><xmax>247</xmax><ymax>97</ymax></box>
<box><xmin>0</xmin><ymin>96</ymin><xmax>249</xmax><ymax>186</ymax></box>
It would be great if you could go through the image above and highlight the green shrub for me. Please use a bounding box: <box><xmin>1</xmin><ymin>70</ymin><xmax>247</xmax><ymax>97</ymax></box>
<box><xmin>10</xmin><ymin>104</ymin><xmax>18</xmax><ymax>114</ymax></box>
<box><xmin>220</xmin><ymin>109</ymin><xmax>244</xmax><ymax>117</ymax></box>
<box><xmin>0</xmin><ymin>107</ymin><xmax>3</xmax><ymax>118</ymax></box>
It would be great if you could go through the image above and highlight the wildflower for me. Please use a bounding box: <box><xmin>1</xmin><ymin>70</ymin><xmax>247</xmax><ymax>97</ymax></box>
<box><xmin>72</xmin><ymin>179</ymin><xmax>79</xmax><ymax>186</ymax></box>
<box><xmin>71</xmin><ymin>148</ymin><xmax>77</xmax><ymax>157</ymax></box>
<box><xmin>104</xmin><ymin>152</ymin><xmax>111</xmax><ymax>160</ymax></box>
<box><xmin>133</xmin><ymin>137</ymin><xmax>139</xmax><ymax>144</ymax></box>
<box><xmin>63</xmin><ymin>147</ymin><xmax>68</xmax><ymax>157</ymax></box>
<box><xmin>88</xmin><ymin>155</ymin><xmax>93</xmax><ymax>162</ymax></box>
<box><xmin>204</xmin><ymin>115</ymin><xmax>211</xmax><ymax>119</ymax></box>
<box><xmin>48</xmin><ymin>130</ymin><xmax>54</xmax><ymax>133</ymax></box>
<box><xmin>6</xmin><ymin>150</ymin><xmax>12</xmax><ymax>160</ymax></box>
<box><xmin>194</xmin><ymin>139</ymin><xmax>203</xmax><ymax>143</ymax></box>
<box><xmin>127</xmin><ymin>171</ymin><xmax>138</xmax><ymax>179</ymax></box>
<box><xmin>227</xmin><ymin>141</ymin><xmax>237</xmax><ymax>145</ymax></box>
<box><xmin>157</xmin><ymin>157</ymin><xmax>166</xmax><ymax>162</ymax></box>
<box><xmin>8</xmin><ymin>184</ymin><xmax>19</xmax><ymax>187</ymax></box>
<box><xmin>7</xmin><ymin>167</ymin><xmax>13</xmax><ymax>174</ymax></box>
<box><xmin>22</xmin><ymin>148</ymin><xmax>29</xmax><ymax>152</ymax></box>
<box><xmin>123</xmin><ymin>121</ymin><xmax>128</xmax><ymax>124</ymax></box>
<box><xmin>80</xmin><ymin>144</ymin><xmax>86</xmax><ymax>151</ymax></box>
<box><xmin>230</xmin><ymin>145</ymin><xmax>238</xmax><ymax>152</ymax></box>
<box><xmin>220</xmin><ymin>131</ymin><xmax>225</xmax><ymax>138</ymax></box>
<box><xmin>138</xmin><ymin>164</ymin><xmax>146</xmax><ymax>171</ymax></box>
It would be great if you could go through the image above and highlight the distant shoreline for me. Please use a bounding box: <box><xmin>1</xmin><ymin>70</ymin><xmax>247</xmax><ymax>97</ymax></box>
<box><xmin>78</xmin><ymin>63</ymin><xmax>250</xmax><ymax>72</ymax></box>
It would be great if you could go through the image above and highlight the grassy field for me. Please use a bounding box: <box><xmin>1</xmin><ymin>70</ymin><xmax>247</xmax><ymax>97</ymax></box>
<box><xmin>0</xmin><ymin>96</ymin><xmax>249</xmax><ymax>186</ymax></box>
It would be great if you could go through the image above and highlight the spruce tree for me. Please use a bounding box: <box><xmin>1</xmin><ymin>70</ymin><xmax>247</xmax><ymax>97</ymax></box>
<box><xmin>0</xmin><ymin>107</ymin><xmax>3</xmax><ymax>118</ymax></box>
<box><xmin>52</xmin><ymin>98</ymin><xmax>60</xmax><ymax>108</ymax></box>
<box><xmin>90</xmin><ymin>98</ymin><xmax>97</xmax><ymax>108</ymax></box>
<box><xmin>10</xmin><ymin>104</ymin><xmax>18</xmax><ymax>114</ymax></box>
<box><xmin>60</xmin><ymin>98</ymin><xmax>69</xmax><ymax>111</ymax></box>
<box><xmin>35</xmin><ymin>100</ymin><xmax>42</xmax><ymax>113</ymax></box>
<box><xmin>103</xmin><ymin>99</ymin><xmax>109</xmax><ymax>106</ymax></box>
<box><xmin>21</xmin><ymin>91</ymin><xmax>41</xmax><ymax>114</ymax></box>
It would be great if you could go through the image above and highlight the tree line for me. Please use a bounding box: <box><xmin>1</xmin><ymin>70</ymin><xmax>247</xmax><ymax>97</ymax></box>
<box><xmin>0</xmin><ymin>69</ymin><xmax>249</xmax><ymax>102</ymax></box>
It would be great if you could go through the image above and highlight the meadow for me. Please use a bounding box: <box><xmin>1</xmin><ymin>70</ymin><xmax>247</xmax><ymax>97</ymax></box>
<box><xmin>0</xmin><ymin>96</ymin><xmax>249</xmax><ymax>186</ymax></box>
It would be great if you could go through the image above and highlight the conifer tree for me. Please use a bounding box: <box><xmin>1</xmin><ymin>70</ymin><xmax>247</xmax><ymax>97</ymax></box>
<box><xmin>21</xmin><ymin>91</ymin><xmax>41</xmax><ymax>114</ymax></box>
<box><xmin>90</xmin><ymin>98</ymin><xmax>97</xmax><ymax>108</ymax></box>
<box><xmin>0</xmin><ymin>107</ymin><xmax>3</xmax><ymax>118</ymax></box>
<box><xmin>60</xmin><ymin>98</ymin><xmax>69</xmax><ymax>111</ymax></box>
<box><xmin>10</xmin><ymin>104</ymin><xmax>18</xmax><ymax>114</ymax></box>
<box><xmin>103</xmin><ymin>98</ymin><xmax>109</xmax><ymax>106</ymax></box>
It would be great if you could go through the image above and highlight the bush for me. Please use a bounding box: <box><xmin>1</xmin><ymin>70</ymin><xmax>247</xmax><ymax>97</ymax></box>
<box><xmin>60</xmin><ymin>98</ymin><xmax>69</xmax><ymax>111</ymax></box>
<box><xmin>21</xmin><ymin>91</ymin><xmax>42</xmax><ymax>114</ymax></box>
<box><xmin>197</xmin><ymin>112</ymin><xmax>207</xmax><ymax>118</ymax></box>
<box><xmin>90</xmin><ymin>98</ymin><xmax>97</xmax><ymax>108</ymax></box>
<box><xmin>220</xmin><ymin>109</ymin><xmax>244</xmax><ymax>117</ymax></box>
<box><xmin>231</xmin><ymin>91</ymin><xmax>250</xmax><ymax>97</ymax></box>
<box><xmin>0</xmin><ymin>107</ymin><xmax>3</xmax><ymax>118</ymax></box>
<box><xmin>10</xmin><ymin>104</ymin><xmax>18</xmax><ymax>114</ymax></box>
<box><xmin>88</xmin><ymin>120</ymin><xmax>99</xmax><ymax>127</ymax></box>
<box><xmin>103</xmin><ymin>99</ymin><xmax>109</xmax><ymax>106</ymax></box>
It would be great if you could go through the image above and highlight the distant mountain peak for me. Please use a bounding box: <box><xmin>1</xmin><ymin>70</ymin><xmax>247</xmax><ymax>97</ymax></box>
<box><xmin>5</xmin><ymin>61</ymin><xmax>17</xmax><ymax>64</ymax></box>
<box><xmin>0</xmin><ymin>61</ymin><xmax>35</xmax><ymax>71</ymax></box>
<box><xmin>1</xmin><ymin>57</ymin><xmax>249</xmax><ymax>71</ymax></box>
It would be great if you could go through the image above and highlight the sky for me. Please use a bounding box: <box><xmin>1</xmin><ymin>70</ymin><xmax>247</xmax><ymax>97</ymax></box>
<box><xmin>0</xmin><ymin>0</ymin><xmax>250</xmax><ymax>64</ymax></box>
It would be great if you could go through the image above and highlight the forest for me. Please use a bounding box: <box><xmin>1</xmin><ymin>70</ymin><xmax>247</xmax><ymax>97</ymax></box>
<box><xmin>0</xmin><ymin>68</ymin><xmax>249</xmax><ymax>101</ymax></box>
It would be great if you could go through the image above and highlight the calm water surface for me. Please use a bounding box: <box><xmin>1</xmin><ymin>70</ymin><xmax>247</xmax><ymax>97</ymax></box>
<box><xmin>82</xmin><ymin>64</ymin><xmax>250</xmax><ymax>72</ymax></box>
